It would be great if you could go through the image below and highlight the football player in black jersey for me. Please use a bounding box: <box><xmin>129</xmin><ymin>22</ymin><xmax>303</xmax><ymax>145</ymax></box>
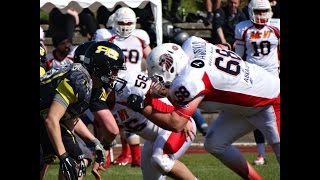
<box><xmin>40</xmin><ymin>41</ymin><xmax>126</xmax><ymax>180</ymax></box>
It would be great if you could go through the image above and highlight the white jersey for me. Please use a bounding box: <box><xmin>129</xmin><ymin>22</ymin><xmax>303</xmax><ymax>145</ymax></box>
<box><xmin>112</xmin><ymin>72</ymin><xmax>196</xmax><ymax>179</ymax></box>
<box><xmin>46</xmin><ymin>46</ymin><xmax>76</xmax><ymax>69</ymax></box>
<box><xmin>93</xmin><ymin>28</ymin><xmax>150</xmax><ymax>75</ymax></box>
<box><xmin>234</xmin><ymin>20</ymin><xmax>280</xmax><ymax>75</ymax></box>
<box><xmin>175</xmin><ymin>36</ymin><xmax>280</xmax><ymax>116</ymax></box>
<box><xmin>112</xmin><ymin>72</ymin><xmax>173</xmax><ymax>141</ymax></box>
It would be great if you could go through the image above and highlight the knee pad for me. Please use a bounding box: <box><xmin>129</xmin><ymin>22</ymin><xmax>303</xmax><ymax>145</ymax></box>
<box><xmin>150</xmin><ymin>154</ymin><xmax>174</xmax><ymax>174</ymax></box>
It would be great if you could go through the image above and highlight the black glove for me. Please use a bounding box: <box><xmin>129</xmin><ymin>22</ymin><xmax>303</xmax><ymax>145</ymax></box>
<box><xmin>78</xmin><ymin>158</ymin><xmax>86</xmax><ymax>177</ymax></box>
<box><xmin>127</xmin><ymin>94</ymin><xmax>145</xmax><ymax>113</ymax></box>
<box><xmin>59</xmin><ymin>152</ymin><xmax>78</xmax><ymax>180</ymax></box>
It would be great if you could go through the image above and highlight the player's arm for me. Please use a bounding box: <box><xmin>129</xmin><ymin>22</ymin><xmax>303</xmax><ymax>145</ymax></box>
<box><xmin>74</xmin><ymin>119</ymin><xmax>106</xmax><ymax>165</ymax></box>
<box><xmin>127</xmin><ymin>94</ymin><xmax>204</xmax><ymax>132</ymax></box>
<box><xmin>45</xmin><ymin>100</ymin><xmax>68</xmax><ymax>156</ymax></box>
<box><xmin>74</xmin><ymin>118</ymin><xmax>97</xmax><ymax>142</ymax></box>
<box><xmin>143</xmin><ymin>45</ymin><xmax>151</xmax><ymax>59</ymax></box>
<box><xmin>142</xmin><ymin>105</ymin><xmax>187</xmax><ymax>132</ymax></box>
<box><xmin>234</xmin><ymin>24</ymin><xmax>246</xmax><ymax>58</ymax></box>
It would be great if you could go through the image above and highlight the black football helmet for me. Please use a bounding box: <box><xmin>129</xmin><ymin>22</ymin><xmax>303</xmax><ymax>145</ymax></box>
<box><xmin>83</xmin><ymin>41</ymin><xmax>127</xmax><ymax>91</ymax></box>
<box><xmin>73</xmin><ymin>41</ymin><xmax>96</xmax><ymax>63</ymax></box>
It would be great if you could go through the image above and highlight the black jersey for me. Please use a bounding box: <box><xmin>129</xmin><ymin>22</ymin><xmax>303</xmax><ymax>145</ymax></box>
<box><xmin>40</xmin><ymin>63</ymin><xmax>92</xmax><ymax>120</ymax></box>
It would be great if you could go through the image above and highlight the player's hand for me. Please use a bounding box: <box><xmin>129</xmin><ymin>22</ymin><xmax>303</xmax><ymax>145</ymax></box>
<box><xmin>92</xmin><ymin>139</ymin><xmax>106</xmax><ymax>165</ymax></box>
<box><xmin>216</xmin><ymin>43</ymin><xmax>232</xmax><ymax>50</ymax></box>
<box><xmin>92</xmin><ymin>161</ymin><xmax>106</xmax><ymax>180</ymax></box>
<box><xmin>183</xmin><ymin>121</ymin><xmax>196</xmax><ymax>142</ymax></box>
<box><xmin>59</xmin><ymin>152</ymin><xmax>78</xmax><ymax>180</ymax></box>
<box><xmin>78</xmin><ymin>158</ymin><xmax>86</xmax><ymax>177</ymax></box>
<box><xmin>127</xmin><ymin>94</ymin><xmax>145</xmax><ymax>113</ymax></box>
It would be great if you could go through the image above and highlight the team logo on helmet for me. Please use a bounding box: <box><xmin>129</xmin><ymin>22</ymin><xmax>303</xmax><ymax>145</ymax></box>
<box><xmin>159</xmin><ymin>54</ymin><xmax>174</xmax><ymax>72</ymax></box>
<box><xmin>95</xmin><ymin>45</ymin><xmax>119</xmax><ymax>60</ymax></box>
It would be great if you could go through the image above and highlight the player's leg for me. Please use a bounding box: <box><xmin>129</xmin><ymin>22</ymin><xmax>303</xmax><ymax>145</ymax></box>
<box><xmin>150</xmin><ymin>120</ymin><xmax>197</xmax><ymax>179</ymax></box>
<box><xmin>204</xmin><ymin>112</ymin><xmax>263</xmax><ymax>180</ymax></box>
<box><xmin>125</xmin><ymin>132</ymin><xmax>141</xmax><ymax>167</ymax></box>
<box><xmin>113</xmin><ymin>130</ymin><xmax>132</xmax><ymax>165</ymax></box>
<box><xmin>249</xmin><ymin>102</ymin><xmax>280</xmax><ymax>164</ymax></box>
<box><xmin>40</xmin><ymin>118</ymin><xmax>57</xmax><ymax>180</ymax></box>
<box><xmin>141</xmin><ymin>140</ymin><xmax>166</xmax><ymax>180</ymax></box>
<box><xmin>253</xmin><ymin>129</ymin><xmax>267</xmax><ymax>165</ymax></box>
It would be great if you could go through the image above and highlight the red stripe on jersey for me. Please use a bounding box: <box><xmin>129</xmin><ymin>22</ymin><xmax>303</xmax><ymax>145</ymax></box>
<box><xmin>132</xmin><ymin>35</ymin><xmax>147</xmax><ymax>49</ymax></box>
<box><xmin>149</xmin><ymin>97</ymin><xmax>174</xmax><ymax>113</ymax></box>
<box><xmin>107</xmin><ymin>35</ymin><xmax>117</xmax><ymax>42</ymax></box>
<box><xmin>201</xmin><ymin>72</ymin><xmax>278</xmax><ymax>107</ymax></box>
<box><xmin>163</xmin><ymin>131</ymin><xmax>186</xmax><ymax>155</ymax></box>
<box><xmin>266</xmin><ymin>25</ymin><xmax>280</xmax><ymax>39</ymax></box>
<box><xmin>242</xmin><ymin>25</ymin><xmax>255</xmax><ymax>41</ymax></box>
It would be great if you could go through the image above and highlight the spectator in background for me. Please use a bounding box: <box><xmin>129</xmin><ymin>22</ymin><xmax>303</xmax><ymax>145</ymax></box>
<box><xmin>270</xmin><ymin>0</ymin><xmax>280</xmax><ymax>18</ymax></box>
<box><xmin>48</xmin><ymin>7</ymin><xmax>79</xmax><ymax>43</ymax></box>
<box><xmin>48</xmin><ymin>7</ymin><xmax>98</xmax><ymax>42</ymax></box>
<box><xmin>96</xmin><ymin>5</ymin><xmax>122</xmax><ymax>28</ymax></box>
<box><xmin>204</xmin><ymin>0</ymin><xmax>222</xmax><ymax>22</ymax></box>
<box><xmin>46</xmin><ymin>33</ymin><xmax>75</xmax><ymax>69</ymax></box>
<box><xmin>211</xmin><ymin>0</ymin><xmax>247</xmax><ymax>49</ymax></box>
<box><xmin>78</xmin><ymin>8</ymin><xmax>99</xmax><ymax>40</ymax></box>
<box><xmin>162</xmin><ymin>0</ymin><xmax>184</xmax><ymax>23</ymax></box>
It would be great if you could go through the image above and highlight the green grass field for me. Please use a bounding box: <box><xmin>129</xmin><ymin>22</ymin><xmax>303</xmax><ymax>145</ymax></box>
<box><xmin>43</xmin><ymin>152</ymin><xmax>279</xmax><ymax>180</ymax></box>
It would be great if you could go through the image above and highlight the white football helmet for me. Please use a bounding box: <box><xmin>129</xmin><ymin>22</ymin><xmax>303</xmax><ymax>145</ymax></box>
<box><xmin>248</xmin><ymin>0</ymin><xmax>272</xmax><ymax>25</ymax></box>
<box><xmin>146</xmin><ymin>43</ymin><xmax>189</xmax><ymax>96</ymax></box>
<box><xmin>113</xmin><ymin>7</ymin><xmax>137</xmax><ymax>38</ymax></box>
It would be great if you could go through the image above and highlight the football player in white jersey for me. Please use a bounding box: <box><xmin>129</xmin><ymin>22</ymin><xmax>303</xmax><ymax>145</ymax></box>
<box><xmin>93</xmin><ymin>7</ymin><xmax>152</xmax><ymax>167</ymax></box>
<box><xmin>93</xmin><ymin>7</ymin><xmax>151</xmax><ymax>74</ymax></box>
<box><xmin>234</xmin><ymin>0</ymin><xmax>280</xmax><ymax>76</ymax></box>
<box><xmin>234</xmin><ymin>0</ymin><xmax>280</xmax><ymax>165</ymax></box>
<box><xmin>127</xmin><ymin>36</ymin><xmax>280</xmax><ymax>180</ymax></box>
<box><xmin>107</xmin><ymin>71</ymin><xmax>197</xmax><ymax>180</ymax></box>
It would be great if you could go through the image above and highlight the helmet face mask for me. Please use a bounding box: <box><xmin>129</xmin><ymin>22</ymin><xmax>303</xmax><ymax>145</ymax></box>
<box><xmin>113</xmin><ymin>7</ymin><xmax>137</xmax><ymax>38</ymax></box>
<box><xmin>248</xmin><ymin>0</ymin><xmax>272</xmax><ymax>25</ymax></box>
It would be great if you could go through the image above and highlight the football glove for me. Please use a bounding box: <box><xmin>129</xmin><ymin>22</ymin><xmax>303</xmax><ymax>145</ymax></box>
<box><xmin>78</xmin><ymin>158</ymin><xmax>86</xmax><ymax>177</ymax></box>
<box><xmin>92</xmin><ymin>138</ymin><xmax>106</xmax><ymax>165</ymax></box>
<box><xmin>127</xmin><ymin>94</ymin><xmax>145</xmax><ymax>113</ymax></box>
<box><xmin>59</xmin><ymin>152</ymin><xmax>78</xmax><ymax>180</ymax></box>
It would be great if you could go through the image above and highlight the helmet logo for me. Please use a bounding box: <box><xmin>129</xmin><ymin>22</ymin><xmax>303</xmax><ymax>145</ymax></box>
<box><xmin>159</xmin><ymin>53</ymin><xmax>174</xmax><ymax>72</ymax></box>
<box><xmin>95</xmin><ymin>45</ymin><xmax>119</xmax><ymax>60</ymax></box>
